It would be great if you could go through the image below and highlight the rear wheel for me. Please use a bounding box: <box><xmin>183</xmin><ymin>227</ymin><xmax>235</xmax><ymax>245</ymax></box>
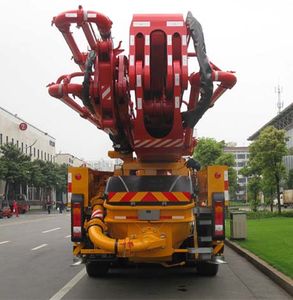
<box><xmin>196</xmin><ymin>262</ymin><xmax>219</xmax><ymax>276</ymax></box>
<box><xmin>86</xmin><ymin>261</ymin><xmax>109</xmax><ymax>277</ymax></box>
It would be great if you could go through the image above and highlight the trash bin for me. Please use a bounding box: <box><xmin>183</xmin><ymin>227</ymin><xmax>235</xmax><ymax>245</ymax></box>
<box><xmin>230</xmin><ymin>211</ymin><xmax>247</xmax><ymax>239</ymax></box>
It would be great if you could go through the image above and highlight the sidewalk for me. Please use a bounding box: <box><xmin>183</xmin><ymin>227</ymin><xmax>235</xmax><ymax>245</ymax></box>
<box><xmin>225</xmin><ymin>239</ymin><xmax>293</xmax><ymax>297</ymax></box>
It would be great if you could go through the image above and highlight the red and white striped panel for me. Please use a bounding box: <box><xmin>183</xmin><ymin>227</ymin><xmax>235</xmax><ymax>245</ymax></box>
<box><xmin>224</xmin><ymin>170</ymin><xmax>229</xmax><ymax>201</ymax></box>
<box><xmin>68</xmin><ymin>172</ymin><xmax>72</xmax><ymax>204</ymax></box>
<box><xmin>134</xmin><ymin>138</ymin><xmax>183</xmax><ymax>148</ymax></box>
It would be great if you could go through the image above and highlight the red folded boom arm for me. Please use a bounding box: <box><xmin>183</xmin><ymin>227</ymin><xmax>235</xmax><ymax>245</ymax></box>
<box><xmin>48</xmin><ymin>6</ymin><xmax>236</xmax><ymax>162</ymax></box>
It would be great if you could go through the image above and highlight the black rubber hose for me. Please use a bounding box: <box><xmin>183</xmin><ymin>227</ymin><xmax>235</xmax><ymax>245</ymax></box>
<box><xmin>181</xmin><ymin>12</ymin><xmax>213</xmax><ymax>128</ymax></box>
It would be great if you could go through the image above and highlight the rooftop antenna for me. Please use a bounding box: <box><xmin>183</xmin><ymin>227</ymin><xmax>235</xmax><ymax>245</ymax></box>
<box><xmin>275</xmin><ymin>85</ymin><xmax>284</xmax><ymax>114</ymax></box>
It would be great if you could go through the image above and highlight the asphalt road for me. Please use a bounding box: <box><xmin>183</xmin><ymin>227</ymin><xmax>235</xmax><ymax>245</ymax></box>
<box><xmin>0</xmin><ymin>211</ymin><xmax>291</xmax><ymax>300</ymax></box>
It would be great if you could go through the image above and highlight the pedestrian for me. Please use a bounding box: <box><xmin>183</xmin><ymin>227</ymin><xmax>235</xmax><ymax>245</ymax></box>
<box><xmin>12</xmin><ymin>200</ymin><xmax>19</xmax><ymax>217</ymax></box>
<box><xmin>59</xmin><ymin>201</ymin><xmax>63</xmax><ymax>214</ymax></box>
<box><xmin>47</xmin><ymin>197</ymin><xmax>52</xmax><ymax>214</ymax></box>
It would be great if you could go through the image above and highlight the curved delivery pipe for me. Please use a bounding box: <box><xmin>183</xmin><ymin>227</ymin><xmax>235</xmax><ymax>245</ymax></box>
<box><xmin>52</xmin><ymin>5</ymin><xmax>112</xmax><ymax>70</ymax></box>
<box><xmin>86</xmin><ymin>205</ymin><xmax>166</xmax><ymax>255</ymax></box>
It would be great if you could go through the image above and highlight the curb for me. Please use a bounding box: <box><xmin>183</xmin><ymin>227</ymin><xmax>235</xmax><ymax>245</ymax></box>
<box><xmin>225</xmin><ymin>239</ymin><xmax>293</xmax><ymax>297</ymax></box>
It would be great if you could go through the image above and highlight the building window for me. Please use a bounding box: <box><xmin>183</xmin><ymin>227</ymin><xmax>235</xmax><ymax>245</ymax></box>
<box><xmin>238</xmin><ymin>177</ymin><xmax>247</xmax><ymax>184</ymax></box>
<box><xmin>16</xmin><ymin>140</ymin><xmax>19</xmax><ymax>148</ymax></box>
<box><xmin>41</xmin><ymin>151</ymin><xmax>43</xmax><ymax>160</ymax></box>
<box><xmin>21</xmin><ymin>142</ymin><xmax>24</xmax><ymax>152</ymax></box>
<box><xmin>37</xmin><ymin>149</ymin><xmax>39</xmax><ymax>159</ymax></box>
<box><xmin>25</xmin><ymin>144</ymin><xmax>28</xmax><ymax>154</ymax></box>
<box><xmin>237</xmin><ymin>161</ymin><xmax>245</xmax><ymax>168</ymax></box>
<box><xmin>0</xmin><ymin>133</ymin><xmax>2</xmax><ymax>145</ymax></box>
<box><xmin>6</xmin><ymin>136</ymin><xmax>8</xmax><ymax>144</ymax></box>
<box><xmin>49</xmin><ymin>140</ymin><xmax>55</xmax><ymax>147</ymax></box>
<box><xmin>33</xmin><ymin>148</ymin><xmax>36</xmax><ymax>157</ymax></box>
<box><xmin>44</xmin><ymin>152</ymin><xmax>46</xmax><ymax>161</ymax></box>
<box><xmin>237</xmin><ymin>154</ymin><xmax>246</xmax><ymax>159</ymax></box>
<box><xmin>11</xmin><ymin>138</ymin><xmax>14</xmax><ymax>145</ymax></box>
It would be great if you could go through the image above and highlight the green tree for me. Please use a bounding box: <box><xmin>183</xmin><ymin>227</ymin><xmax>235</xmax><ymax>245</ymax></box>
<box><xmin>247</xmin><ymin>176</ymin><xmax>262</xmax><ymax>212</ymax></box>
<box><xmin>248</xmin><ymin>126</ymin><xmax>287</xmax><ymax>214</ymax></box>
<box><xmin>286</xmin><ymin>169</ymin><xmax>293</xmax><ymax>189</ymax></box>
<box><xmin>193</xmin><ymin>138</ymin><xmax>237</xmax><ymax>199</ymax></box>
<box><xmin>261</xmin><ymin>173</ymin><xmax>276</xmax><ymax>212</ymax></box>
<box><xmin>29</xmin><ymin>160</ymin><xmax>67</xmax><ymax>202</ymax></box>
<box><xmin>240</xmin><ymin>165</ymin><xmax>261</xmax><ymax>211</ymax></box>
<box><xmin>0</xmin><ymin>144</ymin><xmax>67</xmax><ymax>206</ymax></box>
<box><xmin>193</xmin><ymin>138</ymin><xmax>224</xmax><ymax>167</ymax></box>
<box><xmin>0</xmin><ymin>143</ymin><xmax>31</xmax><ymax>199</ymax></box>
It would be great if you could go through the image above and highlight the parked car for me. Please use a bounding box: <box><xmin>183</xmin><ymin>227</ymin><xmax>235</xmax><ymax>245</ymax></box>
<box><xmin>0</xmin><ymin>196</ymin><xmax>12</xmax><ymax>218</ymax></box>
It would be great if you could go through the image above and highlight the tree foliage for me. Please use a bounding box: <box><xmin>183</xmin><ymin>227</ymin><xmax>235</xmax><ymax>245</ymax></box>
<box><xmin>0</xmin><ymin>143</ymin><xmax>31</xmax><ymax>198</ymax></box>
<box><xmin>242</xmin><ymin>126</ymin><xmax>287</xmax><ymax>213</ymax></box>
<box><xmin>286</xmin><ymin>169</ymin><xmax>293</xmax><ymax>189</ymax></box>
<box><xmin>0</xmin><ymin>143</ymin><xmax>67</xmax><ymax>200</ymax></box>
<box><xmin>193</xmin><ymin>138</ymin><xmax>225</xmax><ymax>167</ymax></box>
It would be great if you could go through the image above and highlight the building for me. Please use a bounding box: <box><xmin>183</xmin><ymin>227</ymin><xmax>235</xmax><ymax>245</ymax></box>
<box><xmin>224</xmin><ymin>146</ymin><xmax>249</xmax><ymax>201</ymax></box>
<box><xmin>55</xmin><ymin>153</ymin><xmax>86</xmax><ymax>167</ymax></box>
<box><xmin>0</xmin><ymin>106</ymin><xmax>56</xmax><ymax>162</ymax></box>
<box><xmin>87</xmin><ymin>158</ymin><xmax>114</xmax><ymax>171</ymax></box>
<box><xmin>248</xmin><ymin>102</ymin><xmax>293</xmax><ymax>171</ymax></box>
<box><xmin>0</xmin><ymin>106</ymin><xmax>56</xmax><ymax>203</ymax></box>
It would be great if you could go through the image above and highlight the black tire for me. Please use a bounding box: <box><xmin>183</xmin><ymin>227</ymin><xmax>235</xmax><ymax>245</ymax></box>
<box><xmin>86</xmin><ymin>261</ymin><xmax>109</xmax><ymax>277</ymax></box>
<box><xmin>196</xmin><ymin>262</ymin><xmax>219</xmax><ymax>276</ymax></box>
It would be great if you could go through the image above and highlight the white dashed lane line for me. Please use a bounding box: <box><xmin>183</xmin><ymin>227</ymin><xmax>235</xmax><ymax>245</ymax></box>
<box><xmin>42</xmin><ymin>227</ymin><xmax>61</xmax><ymax>234</ymax></box>
<box><xmin>65</xmin><ymin>235</ymin><xmax>71</xmax><ymax>238</ymax></box>
<box><xmin>31</xmin><ymin>244</ymin><xmax>48</xmax><ymax>251</ymax></box>
<box><xmin>0</xmin><ymin>240</ymin><xmax>11</xmax><ymax>245</ymax></box>
<box><xmin>49</xmin><ymin>268</ymin><xmax>86</xmax><ymax>300</ymax></box>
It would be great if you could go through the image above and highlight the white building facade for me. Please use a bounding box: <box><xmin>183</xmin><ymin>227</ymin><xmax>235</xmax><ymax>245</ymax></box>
<box><xmin>55</xmin><ymin>153</ymin><xmax>85</xmax><ymax>167</ymax></box>
<box><xmin>0</xmin><ymin>106</ymin><xmax>56</xmax><ymax>162</ymax></box>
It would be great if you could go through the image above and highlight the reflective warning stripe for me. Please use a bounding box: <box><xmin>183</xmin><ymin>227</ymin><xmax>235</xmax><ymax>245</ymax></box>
<box><xmin>224</xmin><ymin>170</ymin><xmax>229</xmax><ymax>201</ymax></box>
<box><xmin>91</xmin><ymin>209</ymin><xmax>103</xmax><ymax>219</ymax></box>
<box><xmin>68</xmin><ymin>173</ymin><xmax>72</xmax><ymax>204</ymax></box>
<box><xmin>113</xmin><ymin>215</ymin><xmax>185</xmax><ymax>220</ymax></box>
<box><xmin>107</xmin><ymin>192</ymin><xmax>191</xmax><ymax>202</ymax></box>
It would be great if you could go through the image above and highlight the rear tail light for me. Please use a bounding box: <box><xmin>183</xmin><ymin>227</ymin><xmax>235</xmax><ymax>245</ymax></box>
<box><xmin>212</xmin><ymin>192</ymin><xmax>225</xmax><ymax>240</ymax></box>
<box><xmin>71</xmin><ymin>194</ymin><xmax>84</xmax><ymax>242</ymax></box>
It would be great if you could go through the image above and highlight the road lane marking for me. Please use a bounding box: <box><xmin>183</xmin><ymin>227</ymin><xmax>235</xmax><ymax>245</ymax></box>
<box><xmin>0</xmin><ymin>216</ymin><xmax>56</xmax><ymax>228</ymax></box>
<box><xmin>31</xmin><ymin>244</ymin><xmax>48</xmax><ymax>251</ymax></box>
<box><xmin>49</xmin><ymin>268</ymin><xmax>86</xmax><ymax>300</ymax></box>
<box><xmin>65</xmin><ymin>235</ymin><xmax>71</xmax><ymax>238</ymax></box>
<box><xmin>42</xmin><ymin>227</ymin><xmax>61</xmax><ymax>233</ymax></box>
<box><xmin>0</xmin><ymin>240</ymin><xmax>10</xmax><ymax>245</ymax></box>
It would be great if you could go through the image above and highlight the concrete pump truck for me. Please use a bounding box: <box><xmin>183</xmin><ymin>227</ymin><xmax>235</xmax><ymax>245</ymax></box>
<box><xmin>48</xmin><ymin>6</ymin><xmax>236</xmax><ymax>277</ymax></box>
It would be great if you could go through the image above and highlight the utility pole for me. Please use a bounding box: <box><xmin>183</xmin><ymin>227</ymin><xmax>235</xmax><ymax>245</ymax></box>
<box><xmin>275</xmin><ymin>85</ymin><xmax>283</xmax><ymax>114</ymax></box>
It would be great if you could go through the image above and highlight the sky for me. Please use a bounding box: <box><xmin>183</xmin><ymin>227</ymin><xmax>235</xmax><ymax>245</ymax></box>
<box><xmin>1</xmin><ymin>0</ymin><xmax>292</xmax><ymax>160</ymax></box>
